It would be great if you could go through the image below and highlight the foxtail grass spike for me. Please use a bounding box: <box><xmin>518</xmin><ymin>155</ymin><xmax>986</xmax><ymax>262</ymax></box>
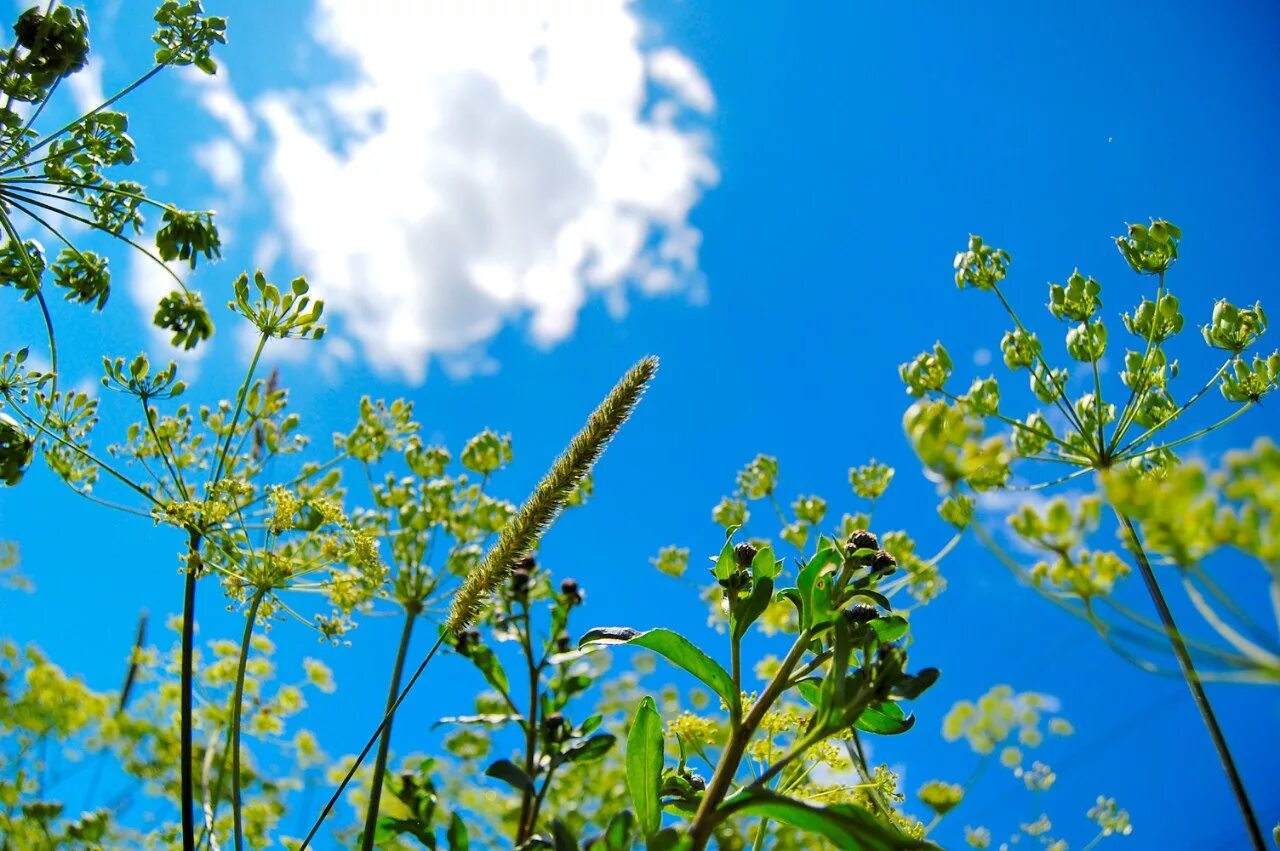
<box><xmin>446</xmin><ymin>355</ymin><xmax>658</xmax><ymax>633</ymax></box>
<box><xmin>299</xmin><ymin>356</ymin><xmax>657</xmax><ymax>850</ymax></box>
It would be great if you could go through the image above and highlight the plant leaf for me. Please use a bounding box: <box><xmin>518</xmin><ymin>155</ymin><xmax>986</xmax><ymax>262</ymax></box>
<box><xmin>485</xmin><ymin>759</ymin><xmax>533</xmax><ymax>793</ymax></box>
<box><xmin>603</xmin><ymin>811</ymin><xmax>635</xmax><ymax>851</ymax></box>
<box><xmin>559</xmin><ymin>732</ymin><xmax>616</xmax><ymax>764</ymax></box>
<box><xmin>731</xmin><ymin>576</ymin><xmax>774</xmax><ymax>642</ymax></box>
<box><xmin>626</xmin><ymin>696</ymin><xmax>664</xmax><ymax>837</ymax></box>
<box><xmin>447</xmin><ymin>812</ymin><xmax>469</xmax><ymax>850</ymax></box>
<box><xmin>854</xmin><ymin>700</ymin><xmax>915</xmax><ymax>735</ymax></box>
<box><xmin>718</xmin><ymin>788</ymin><xmax>936</xmax><ymax>850</ymax></box>
<box><xmin>581</xmin><ymin>627</ymin><xmax>736</xmax><ymax>710</ymax></box>
<box><xmin>869</xmin><ymin>615</ymin><xmax>909</xmax><ymax>644</ymax></box>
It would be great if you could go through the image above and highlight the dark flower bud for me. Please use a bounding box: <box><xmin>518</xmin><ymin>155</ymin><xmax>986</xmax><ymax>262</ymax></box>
<box><xmin>543</xmin><ymin>712</ymin><xmax>566</xmax><ymax>740</ymax></box>
<box><xmin>556</xmin><ymin>632</ymin><xmax>572</xmax><ymax>653</ymax></box>
<box><xmin>510</xmin><ymin>567</ymin><xmax>531</xmax><ymax>594</ymax></box>
<box><xmin>847</xmin><ymin>530</ymin><xmax>879</xmax><ymax>554</ymax></box>
<box><xmin>871</xmin><ymin>550</ymin><xmax>897</xmax><ymax>575</ymax></box>
<box><xmin>454</xmin><ymin>629</ymin><xmax>481</xmax><ymax>655</ymax></box>
<box><xmin>513</xmin><ymin>555</ymin><xmax>536</xmax><ymax>571</ymax></box>
<box><xmin>734</xmin><ymin>542</ymin><xmax>758</xmax><ymax>568</ymax></box>
<box><xmin>688</xmin><ymin>773</ymin><xmax>706</xmax><ymax>792</ymax></box>
<box><xmin>560</xmin><ymin>578</ymin><xmax>582</xmax><ymax>604</ymax></box>
<box><xmin>844</xmin><ymin>603</ymin><xmax>879</xmax><ymax>624</ymax></box>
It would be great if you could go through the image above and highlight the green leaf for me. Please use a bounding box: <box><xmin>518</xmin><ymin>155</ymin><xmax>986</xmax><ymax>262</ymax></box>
<box><xmin>559</xmin><ymin>732</ymin><xmax>616</xmax><ymax>764</ymax></box>
<box><xmin>855</xmin><ymin>700</ymin><xmax>915</xmax><ymax>735</ymax></box>
<box><xmin>485</xmin><ymin>759</ymin><xmax>533</xmax><ymax>793</ymax></box>
<box><xmin>869</xmin><ymin>616</ymin><xmax>909</xmax><ymax>644</ymax></box>
<box><xmin>581</xmin><ymin>627</ymin><xmax>736</xmax><ymax>711</ymax></box>
<box><xmin>892</xmin><ymin>667</ymin><xmax>941</xmax><ymax>700</ymax></box>
<box><xmin>719</xmin><ymin>788</ymin><xmax>936</xmax><ymax>850</ymax></box>
<box><xmin>797</xmin><ymin>549</ymin><xmax>841</xmax><ymax>629</ymax></box>
<box><xmin>551</xmin><ymin>819</ymin><xmax>580</xmax><ymax>851</ymax></box>
<box><xmin>645</xmin><ymin>827</ymin><xmax>692</xmax><ymax>851</ymax></box>
<box><xmin>447</xmin><ymin>812</ymin><xmax>469</xmax><ymax>851</ymax></box>
<box><xmin>627</xmin><ymin>696</ymin><xmax>664</xmax><ymax>837</ymax></box>
<box><xmin>711</xmin><ymin>537</ymin><xmax>738</xmax><ymax>581</ymax></box>
<box><xmin>603</xmin><ymin>811</ymin><xmax>635</xmax><ymax>851</ymax></box>
<box><xmin>795</xmin><ymin>677</ymin><xmax>823</xmax><ymax>707</ymax></box>
<box><xmin>751</xmin><ymin>544</ymin><xmax>781</xmax><ymax>580</ymax></box>
<box><xmin>731</xmin><ymin>576</ymin><xmax>774</xmax><ymax>642</ymax></box>
<box><xmin>467</xmin><ymin>645</ymin><xmax>510</xmax><ymax>695</ymax></box>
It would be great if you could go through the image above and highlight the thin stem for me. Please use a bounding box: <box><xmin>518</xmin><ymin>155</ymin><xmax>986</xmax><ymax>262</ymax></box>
<box><xmin>0</xmin><ymin>210</ymin><xmax>58</xmax><ymax>414</ymax></box>
<box><xmin>991</xmin><ymin>283</ymin><xmax>1088</xmax><ymax>437</ymax></box>
<box><xmin>1114</xmin><ymin>358</ymin><xmax>1234</xmax><ymax>457</ymax></box>
<box><xmin>8</xmin><ymin>64</ymin><xmax>164</xmax><ymax>166</ymax></box>
<box><xmin>211</xmin><ymin>333</ymin><xmax>269</xmax><ymax>486</ymax></box>
<box><xmin>516</xmin><ymin>600</ymin><xmax>541</xmax><ymax>844</ymax></box>
<box><xmin>1117</xmin><ymin>404</ymin><xmax>1253</xmax><ymax>463</ymax></box>
<box><xmin>298</xmin><ymin>632</ymin><xmax>449</xmax><ymax>850</ymax></box>
<box><xmin>1107</xmin><ymin>273</ymin><xmax>1165</xmax><ymax>455</ymax></box>
<box><xmin>229</xmin><ymin>591</ymin><xmax>265</xmax><ymax>851</ymax></box>
<box><xmin>358</xmin><ymin>608</ymin><xmax>419</xmax><ymax>851</ymax></box>
<box><xmin>1115</xmin><ymin>511</ymin><xmax>1263</xmax><ymax>850</ymax></box>
<box><xmin>180</xmin><ymin>529</ymin><xmax>203</xmax><ymax>851</ymax></box>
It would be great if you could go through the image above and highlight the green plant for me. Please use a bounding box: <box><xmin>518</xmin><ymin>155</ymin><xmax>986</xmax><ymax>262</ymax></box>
<box><xmin>585</xmin><ymin>523</ymin><xmax>940</xmax><ymax>850</ymax></box>
<box><xmin>900</xmin><ymin>220</ymin><xmax>1275</xmax><ymax>848</ymax></box>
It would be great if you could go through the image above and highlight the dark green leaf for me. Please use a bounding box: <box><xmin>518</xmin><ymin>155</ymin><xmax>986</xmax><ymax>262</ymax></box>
<box><xmin>581</xmin><ymin>627</ymin><xmax>736</xmax><ymax>711</ymax></box>
<box><xmin>467</xmin><ymin>645</ymin><xmax>510</xmax><ymax>695</ymax></box>
<box><xmin>559</xmin><ymin>732</ymin><xmax>616</xmax><ymax>764</ymax></box>
<box><xmin>603</xmin><ymin>811</ymin><xmax>635</xmax><ymax>851</ymax></box>
<box><xmin>627</xmin><ymin>696</ymin><xmax>664</xmax><ymax>837</ymax></box>
<box><xmin>893</xmin><ymin>667</ymin><xmax>941</xmax><ymax>700</ymax></box>
<box><xmin>551</xmin><ymin>819</ymin><xmax>580</xmax><ymax>851</ymax></box>
<box><xmin>485</xmin><ymin>759</ymin><xmax>534</xmax><ymax>793</ymax></box>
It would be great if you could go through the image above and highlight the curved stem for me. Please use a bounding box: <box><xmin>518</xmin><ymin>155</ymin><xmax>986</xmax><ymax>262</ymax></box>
<box><xmin>230</xmin><ymin>591</ymin><xmax>266</xmax><ymax>851</ymax></box>
<box><xmin>1115</xmin><ymin>511</ymin><xmax>1263</xmax><ymax>849</ymax></box>
<box><xmin>359</xmin><ymin>608</ymin><xmax>418</xmax><ymax>850</ymax></box>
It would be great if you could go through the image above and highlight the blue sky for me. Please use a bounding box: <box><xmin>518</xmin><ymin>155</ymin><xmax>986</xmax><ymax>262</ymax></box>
<box><xmin>2</xmin><ymin>0</ymin><xmax>1279</xmax><ymax>847</ymax></box>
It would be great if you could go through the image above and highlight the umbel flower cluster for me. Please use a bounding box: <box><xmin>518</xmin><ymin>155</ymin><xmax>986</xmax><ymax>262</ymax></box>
<box><xmin>899</xmin><ymin>219</ymin><xmax>1274</xmax><ymax>848</ymax></box>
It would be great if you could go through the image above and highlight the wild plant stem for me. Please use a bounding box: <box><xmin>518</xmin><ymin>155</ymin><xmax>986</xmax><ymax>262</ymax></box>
<box><xmin>687</xmin><ymin>630</ymin><xmax>811</xmax><ymax>851</ymax></box>
<box><xmin>298</xmin><ymin>633</ymin><xmax>448</xmax><ymax>850</ymax></box>
<box><xmin>180</xmin><ymin>529</ymin><xmax>202</xmax><ymax>851</ymax></box>
<box><xmin>358</xmin><ymin>608</ymin><xmax>418</xmax><ymax>851</ymax></box>
<box><xmin>516</xmin><ymin>600</ymin><xmax>540</xmax><ymax>844</ymax></box>
<box><xmin>230</xmin><ymin>591</ymin><xmax>265</xmax><ymax>851</ymax></box>
<box><xmin>211</xmin><ymin>332</ymin><xmax>268</xmax><ymax>485</ymax></box>
<box><xmin>1116</xmin><ymin>512</ymin><xmax>1263</xmax><ymax>850</ymax></box>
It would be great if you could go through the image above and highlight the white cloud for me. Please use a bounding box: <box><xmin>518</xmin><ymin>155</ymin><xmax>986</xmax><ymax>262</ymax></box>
<box><xmin>181</xmin><ymin>66</ymin><xmax>254</xmax><ymax>145</ymax></box>
<box><xmin>66</xmin><ymin>56</ymin><xmax>105</xmax><ymax>114</ymax></box>
<box><xmin>647</xmin><ymin>47</ymin><xmax>715</xmax><ymax>113</ymax></box>
<box><xmin>250</xmin><ymin>0</ymin><xmax>718</xmax><ymax>383</ymax></box>
<box><xmin>193</xmin><ymin>137</ymin><xmax>244</xmax><ymax>197</ymax></box>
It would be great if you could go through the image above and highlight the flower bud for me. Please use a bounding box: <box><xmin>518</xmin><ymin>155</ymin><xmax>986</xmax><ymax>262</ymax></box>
<box><xmin>734</xmin><ymin>542</ymin><xmax>758</xmax><ymax>568</ymax></box>
<box><xmin>871</xmin><ymin>550</ymin><xmax>898</xmax><ymax>575</ymax></box>
<box><xmin>560</xmin><ymin>578</ymin><xmax>582</xmax><ymax>604</ymax></box>
<box><xmin>844</xmin><ymin>603</ymin><xmax>879</xmax><ymax>624</ymax></box>
<box><xmin>847</xmin><ymin>529</ymin><xmax>879</xmax><ymax>554</ymax></box>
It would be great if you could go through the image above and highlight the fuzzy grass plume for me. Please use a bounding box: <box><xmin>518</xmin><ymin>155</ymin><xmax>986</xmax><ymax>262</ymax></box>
<box><xmin>446</xmin><ymin>355</ymin><xmax>659</xmax><ymax>632</ymax></box>
<box><xmin>298</xmin><ymin>356</ymin><xmax>659</xmax><ymax>849</ymax></box>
